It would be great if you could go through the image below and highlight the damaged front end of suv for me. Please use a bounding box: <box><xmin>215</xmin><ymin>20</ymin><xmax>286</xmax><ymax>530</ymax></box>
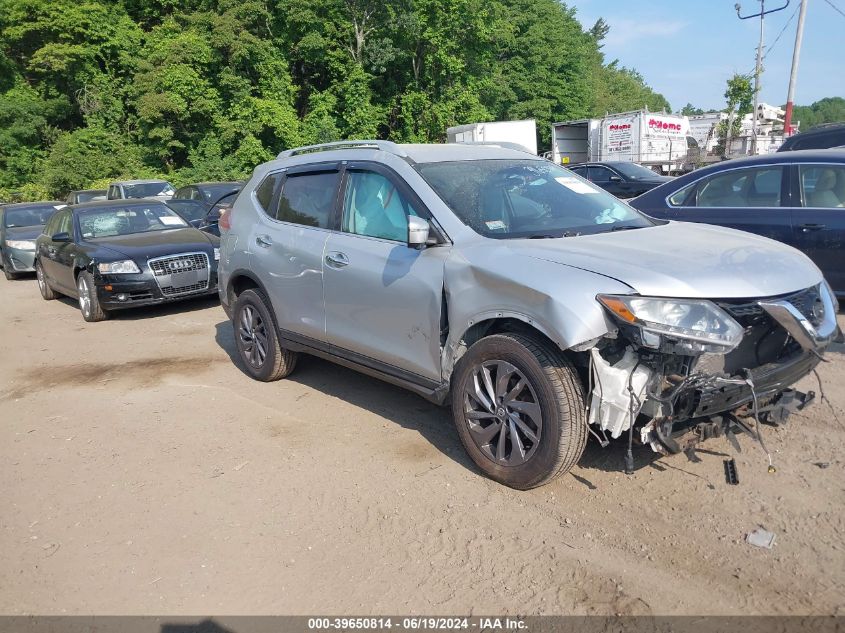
<box><xmin>586</xmin><ymin>282</ymin><xmax>841</xmax><ymax>470</ymax></box>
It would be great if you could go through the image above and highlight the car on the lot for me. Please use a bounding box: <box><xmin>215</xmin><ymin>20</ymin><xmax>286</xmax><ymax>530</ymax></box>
<box><xmin>66</xmin><ymin>189</ymin><xmax>107</xmax><ymax>205</ymax></box>
<box><xmin>172</xmin><ymin>181</ymin><xmax>242</xmax><ymax>208</ymax></box>
<box><xmin>171</xmin><ymin>182</ymin><xmax>242</xmax><ymax>237</ymax></box>
<box><xmin>629</xmin><ymin>149</ymin><xmax>845</xmax><ymax>299</ymax></box>
<box><xmin>218</xmin><ymin>140</ymin><xmax>840</xmax><ymax>490</ymax></box>
<box><xmin>0</xmin><ymin>201</ymin><xmax>62</xmax><ymax>280</ymax></box>
<box><xmin>566</xmin><ymin>161</ymin><xmax>672</xmax><ymax>198</ymax></box>
<box><xmin>778</xmin><ymin>122</ymin><xmax>845</xmax><ymax>152</ymax></box>
<box><xmin>166</xmin><ymin>198</ymin><xmax>231</xmax><ymax>237</ymax></box>
<box><xmin>35</xmin><ymin>199</ymin><xmax>219</xmax><ymax>322</ymax></box>
<box><xmin>107</xmin><ymin>179</ymin><xmax>175</xmax><ymax>202</ymax></box>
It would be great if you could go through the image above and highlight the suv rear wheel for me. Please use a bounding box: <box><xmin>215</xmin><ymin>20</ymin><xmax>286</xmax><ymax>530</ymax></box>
<box><xmin>451</xmin><ymin>333</ymin><xmax>587</xmax><ymax>489</ymax></box>
<box><xmin>233</xmin><ymin>288</ymin><xmax>298</xmax><ymax>381</ymax></box>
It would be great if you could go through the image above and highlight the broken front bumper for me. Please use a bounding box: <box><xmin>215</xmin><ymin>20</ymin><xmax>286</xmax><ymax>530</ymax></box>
<box><xmin>588</xmin><ymin>283</ymin><xmax>840</xmax><ymax>450</ymax></box>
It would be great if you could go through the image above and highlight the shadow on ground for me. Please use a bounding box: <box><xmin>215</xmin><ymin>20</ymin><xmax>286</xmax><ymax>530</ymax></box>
<box><xmin>52</xmin><ymin>293</ymin><xmax>220</xmax><ymax>321</ymax></box>
<box><xmin>213</xmin><ymin>320</ymin><xmax>737</xmax><ymax>487</ymax></box>
<box><xmin>214</xmin><ymin>321</ymin><xmax>476</xmax><ymax>476</ymax></box>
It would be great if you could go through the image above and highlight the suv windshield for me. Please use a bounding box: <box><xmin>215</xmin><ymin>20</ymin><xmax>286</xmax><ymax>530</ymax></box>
<box><xmin>610</xmin><ymin>162</ymin><xmax>662</xmax><ymax>180</ymax></box>
<box><xmin>4</xmin><ymin>205</ymin><xmax>58</xmax><ymax>228</ymax></box>
<box><xmin>416</xmin><ymin>159</ymin><xmax>654</xmax><ymax>238</ymax></box>
<box><xmin>122</xmin><ymin>182</ymin><xmax>175</xmax><ymax>198</ymax></box>
<box><xmin>77</xmin><ymin>204</ymin><xmax>188</xmax><ymax>238</ymax></box>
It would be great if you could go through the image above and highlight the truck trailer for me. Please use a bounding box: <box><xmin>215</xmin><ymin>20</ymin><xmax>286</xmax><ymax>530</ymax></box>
<box><xmin>447</xmin><ymin>119</ymin><xmax>538</xmax><ymax>154</ymax></box>
<box><xmin>552</xmin><ymin>110</ymin><xmax>696</xmax><ymax>174</ymax></box>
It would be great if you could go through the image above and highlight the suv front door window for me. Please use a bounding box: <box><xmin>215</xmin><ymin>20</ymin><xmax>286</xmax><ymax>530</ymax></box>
<box><xmin>322</xmin><ymin>165</ymin><xmax>448</xmax><ymax>381</ymax></box>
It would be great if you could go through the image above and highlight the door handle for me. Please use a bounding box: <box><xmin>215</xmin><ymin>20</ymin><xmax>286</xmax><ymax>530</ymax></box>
<box><xmin>325</xmin><ymin>252</ymin><xmax>349</xmax><ymax>268</ymax></box>
<box><xmin>255</xmin><ymin>234</ymin><xmax>273</xmax><ymax>248</ymax></box>
<box><xmin>800</xmin><ymin>223</ymin><xmax>826</xmax><ymax>232</ymax></box>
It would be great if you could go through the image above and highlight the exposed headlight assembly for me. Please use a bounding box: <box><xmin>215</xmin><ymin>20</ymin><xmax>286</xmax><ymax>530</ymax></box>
<box><xmin>6</xmin><ymin>239</ymin><xmax>35</xmax><ymax>250</ymax></box>
<box><xmin>98</xmin><ymin>260</ymin><xmax>140</xmax><ymax>274</ymax></box>
<box><xmin>597</xmin><ymin>294</ymin><xmax>743</xmax><ymax>354</ymax></box>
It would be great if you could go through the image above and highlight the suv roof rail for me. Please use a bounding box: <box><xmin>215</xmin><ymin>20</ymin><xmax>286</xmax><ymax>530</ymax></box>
<box><xmin>277</xmin><ymin>140</ymin><xmax>408</xmax><ymax>159</ymax></box>
<box><xmin>449</xmin><ymin>141</ymin><xmax>534</xmax><ymax>154</ymax></box>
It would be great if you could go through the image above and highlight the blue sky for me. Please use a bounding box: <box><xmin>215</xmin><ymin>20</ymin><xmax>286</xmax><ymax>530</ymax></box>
<box><xmin>569</xmin><ymin>0</ymin><xmax>845</xmax><ymax>112</ymax></box>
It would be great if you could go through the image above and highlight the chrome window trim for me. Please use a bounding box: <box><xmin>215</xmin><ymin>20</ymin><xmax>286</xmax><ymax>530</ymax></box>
<box><xmin>664</xmin><ymin>162</ymin><xmax>787</xmax><ymax>210</ymax></box>
<box><xmin>665</xmin><ymin>160</ymin><xmax>845</xmax><ymax>210</ymax></box>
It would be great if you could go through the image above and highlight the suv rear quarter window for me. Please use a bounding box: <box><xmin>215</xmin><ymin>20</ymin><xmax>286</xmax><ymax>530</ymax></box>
<box><xmin>254</xmin><ymin>172</ymin><xmax>283</xmax><ymax>215</ymax></box>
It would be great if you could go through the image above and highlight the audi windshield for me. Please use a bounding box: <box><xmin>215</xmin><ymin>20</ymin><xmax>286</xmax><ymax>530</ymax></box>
<box><xmin>77</xmin><ymin>204</ymin><xmax>188</xmax><ymax>238</ymax></box>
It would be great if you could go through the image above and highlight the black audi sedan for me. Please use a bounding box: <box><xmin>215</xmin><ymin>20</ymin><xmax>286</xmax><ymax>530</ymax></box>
<box><xmin>34</xmin><ymin>199</ymin><xmax>220</xmax><ymax>321</ymax></box>
<box><xmin>630</xmin><ymin>149</ymin><xmax>845</xmax><ymax>299</ymax></box>
<box><xmin>567</xmin><ymin>161</ymin><xmax>672</xmax><ymax>198</ymax></box>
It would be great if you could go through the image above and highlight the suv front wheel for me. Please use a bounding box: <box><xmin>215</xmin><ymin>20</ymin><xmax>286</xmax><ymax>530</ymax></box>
<box><xmin>451</xmin><ymin>333</ymin><xmax>587</xmax><ymax>489</ymax></box>
<box><xmin>233</xmin><ymin>288</ymin><xmax>298</xmax><ymax>381</ymax></box>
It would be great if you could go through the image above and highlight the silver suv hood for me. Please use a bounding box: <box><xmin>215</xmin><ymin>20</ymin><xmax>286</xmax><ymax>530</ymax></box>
<box><xmin>511</xmin><ymin>222</ymin><xmax>822</xmax><ymax>299</ymax></box>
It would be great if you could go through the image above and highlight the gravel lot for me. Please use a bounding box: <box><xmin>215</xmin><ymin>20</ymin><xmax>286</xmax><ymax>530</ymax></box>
<box><xmin>1</xmin><ymin>273</ymin><xmax>843</xmax><ymax>615</ymax></box>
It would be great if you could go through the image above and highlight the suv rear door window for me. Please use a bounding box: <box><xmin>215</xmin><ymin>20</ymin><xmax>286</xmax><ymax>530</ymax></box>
<box><xmin>275</xmin><ymin>172</ymin><xmax>340</xmax><ymax>228</ymax></box>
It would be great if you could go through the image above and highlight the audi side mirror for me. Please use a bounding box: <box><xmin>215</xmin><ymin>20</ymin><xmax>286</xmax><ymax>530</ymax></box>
<box><xmin>407</xmin><ymin>215</ymin><xmax>430</xmax><ymax>249</ymax></box>
<box><xmin>51</xmin><ymin>232</ymin><xmax>71</xmax><ymax>242</ymax></box>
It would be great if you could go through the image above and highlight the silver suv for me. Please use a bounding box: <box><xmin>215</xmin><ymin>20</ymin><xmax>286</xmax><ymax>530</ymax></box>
<box><xmin>218</xmin><ymin>141</ymin><xmax>841</xmax><ymax>489</ymax></box>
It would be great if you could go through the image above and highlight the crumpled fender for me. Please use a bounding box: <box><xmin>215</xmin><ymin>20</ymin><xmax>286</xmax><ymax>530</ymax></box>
<box><xmin>441</xmin><ymin>244</ymin><xmax>634</xmax><ymax>376</ymax></box>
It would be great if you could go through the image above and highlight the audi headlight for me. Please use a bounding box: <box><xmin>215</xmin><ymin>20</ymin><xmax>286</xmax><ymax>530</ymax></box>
<box><xmin>597</xmin><ymin>294</ymin><xmax>743</xmax><ymax>354</ymax></box>
<box><xmin>6</xmin><ymin>239</ymin><xmax>35</xmax><ymax>250</ymax></box>
<box><xmin>98</xmin><ymin>260</ymin><xmax>140</xmax><ymax>274</ymax></box>
<box><xmin>213</xmin><ymin>247</ymin><xmax>220</xmax><ymax>261</ymax></box>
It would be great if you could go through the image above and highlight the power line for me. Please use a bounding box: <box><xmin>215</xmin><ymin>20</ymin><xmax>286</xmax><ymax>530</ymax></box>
<box><xmin>822</xmin><ymin>0</ymin><xmax>845</xmax><ymax>19</ymax></box>
<box><xmin>763</xmin><ymin>3</ymin><xmax>800</xmax><ymax>60</ymax></box>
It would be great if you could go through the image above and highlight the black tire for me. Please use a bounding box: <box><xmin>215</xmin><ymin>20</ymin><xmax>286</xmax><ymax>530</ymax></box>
<box><xmin>233</xmin><ymin>288</ymin><xmax>297</xmax><ymax>381</ymax></box>
<box><xmin>76</xmin><ymin>270</ymin><xmax>109</xmax><ymax>322</ymax></box>
<box><xmin>451</xmin><ymin>333</ymin><xmax>587</xmax><ymax>489</ymax></box>
<box><xmin>1</xmin><ymin>252</ymin><xmax>17</xmax><ymax>280</ymax></box>
<box><xmin>36</xmin><ymin>260</ymin><xmax>57</xmax><ymax>300</ymax></box>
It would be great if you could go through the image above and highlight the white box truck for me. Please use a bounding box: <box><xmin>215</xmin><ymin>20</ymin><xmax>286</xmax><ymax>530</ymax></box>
<box><xmin>447</xmin><ymin>119</ymin><xmax>538</xmax><ymax>154</ymax></box>
<box><xmin>551</xmin><ymin>110</ymin><xmax>695</xmax><ymax>174</ymax></box>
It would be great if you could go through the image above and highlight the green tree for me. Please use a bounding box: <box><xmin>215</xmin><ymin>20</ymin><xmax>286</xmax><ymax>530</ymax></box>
<box><xmin>716</xmin><ymin>73</ymin><xmax>753</xmax><ymax>154</ymax></box>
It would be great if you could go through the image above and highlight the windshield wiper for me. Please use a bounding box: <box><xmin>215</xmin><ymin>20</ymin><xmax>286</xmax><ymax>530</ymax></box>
<box><xmin>608</xmin><ymin>225</ymin><xmax>642</xmax><ymax>232</ymax></box>
<box><xmin>528</xmin><ymin>231</ymin><xmax>579</xmax><ymax>239</ymax></box>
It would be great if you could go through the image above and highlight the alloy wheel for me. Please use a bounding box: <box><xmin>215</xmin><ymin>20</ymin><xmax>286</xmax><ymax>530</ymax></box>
<box><xmin>239</xmin><ymin>305</ymin><xmax>268</xmax><ymax>368</ymax></box>
<box><xmin>463</xmin><ymin>360</ymin><xmax>543</xmax><ymax>466</ymax></box>
<box><xmin>77</xmin><ymin>276</ymin><xmax>91</xmax><ymax>318</ymax></box>
<box><xmin>37</xmin><ymin>264</ymin><xmax>46</xmax><ymax>293</ymax></box>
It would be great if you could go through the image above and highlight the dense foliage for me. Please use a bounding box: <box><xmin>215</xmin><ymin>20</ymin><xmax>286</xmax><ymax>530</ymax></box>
<box><xmin>0</xmin><ymin>0</ymin><xmax>672</xmax><ymax>199</ymax></box>
<box><xmin>790</xmin><ymin>97</ymin><xmax>845</xmax><ymax>130</ymax></box>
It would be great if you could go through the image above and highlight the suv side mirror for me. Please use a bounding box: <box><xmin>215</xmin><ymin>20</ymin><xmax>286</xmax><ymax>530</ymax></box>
<box><xmin>609</xmin><ymin>175</ymin><xmax>622</xmax><ymax>182</ymax></box>
<box><xmin>407</xmin><ymin>216</ymin><xmax>430</xmax><ymax>249</ymax></box>
<box><xmin>51</xmin><ymin>231</ymin><xmax>71</xmax><ymax>242</ymax></box>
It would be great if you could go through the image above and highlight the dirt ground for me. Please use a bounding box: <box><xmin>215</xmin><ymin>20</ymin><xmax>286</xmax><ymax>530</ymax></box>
<box><xmin>1</xmin><ymin>273</ymin><xmax>843</xmax><ymax>616</ymax></box>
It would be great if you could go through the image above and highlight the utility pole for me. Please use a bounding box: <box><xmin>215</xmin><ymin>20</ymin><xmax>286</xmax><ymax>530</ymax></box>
<box><xmin>784</xmin><ymin>0</ymin><xmax>809</xmax><ymax>135</ymax></box>
<box><xmin>736</xmin><ymin>0</ymin><xmax>790</xmax><ymax>154</ymax></box>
